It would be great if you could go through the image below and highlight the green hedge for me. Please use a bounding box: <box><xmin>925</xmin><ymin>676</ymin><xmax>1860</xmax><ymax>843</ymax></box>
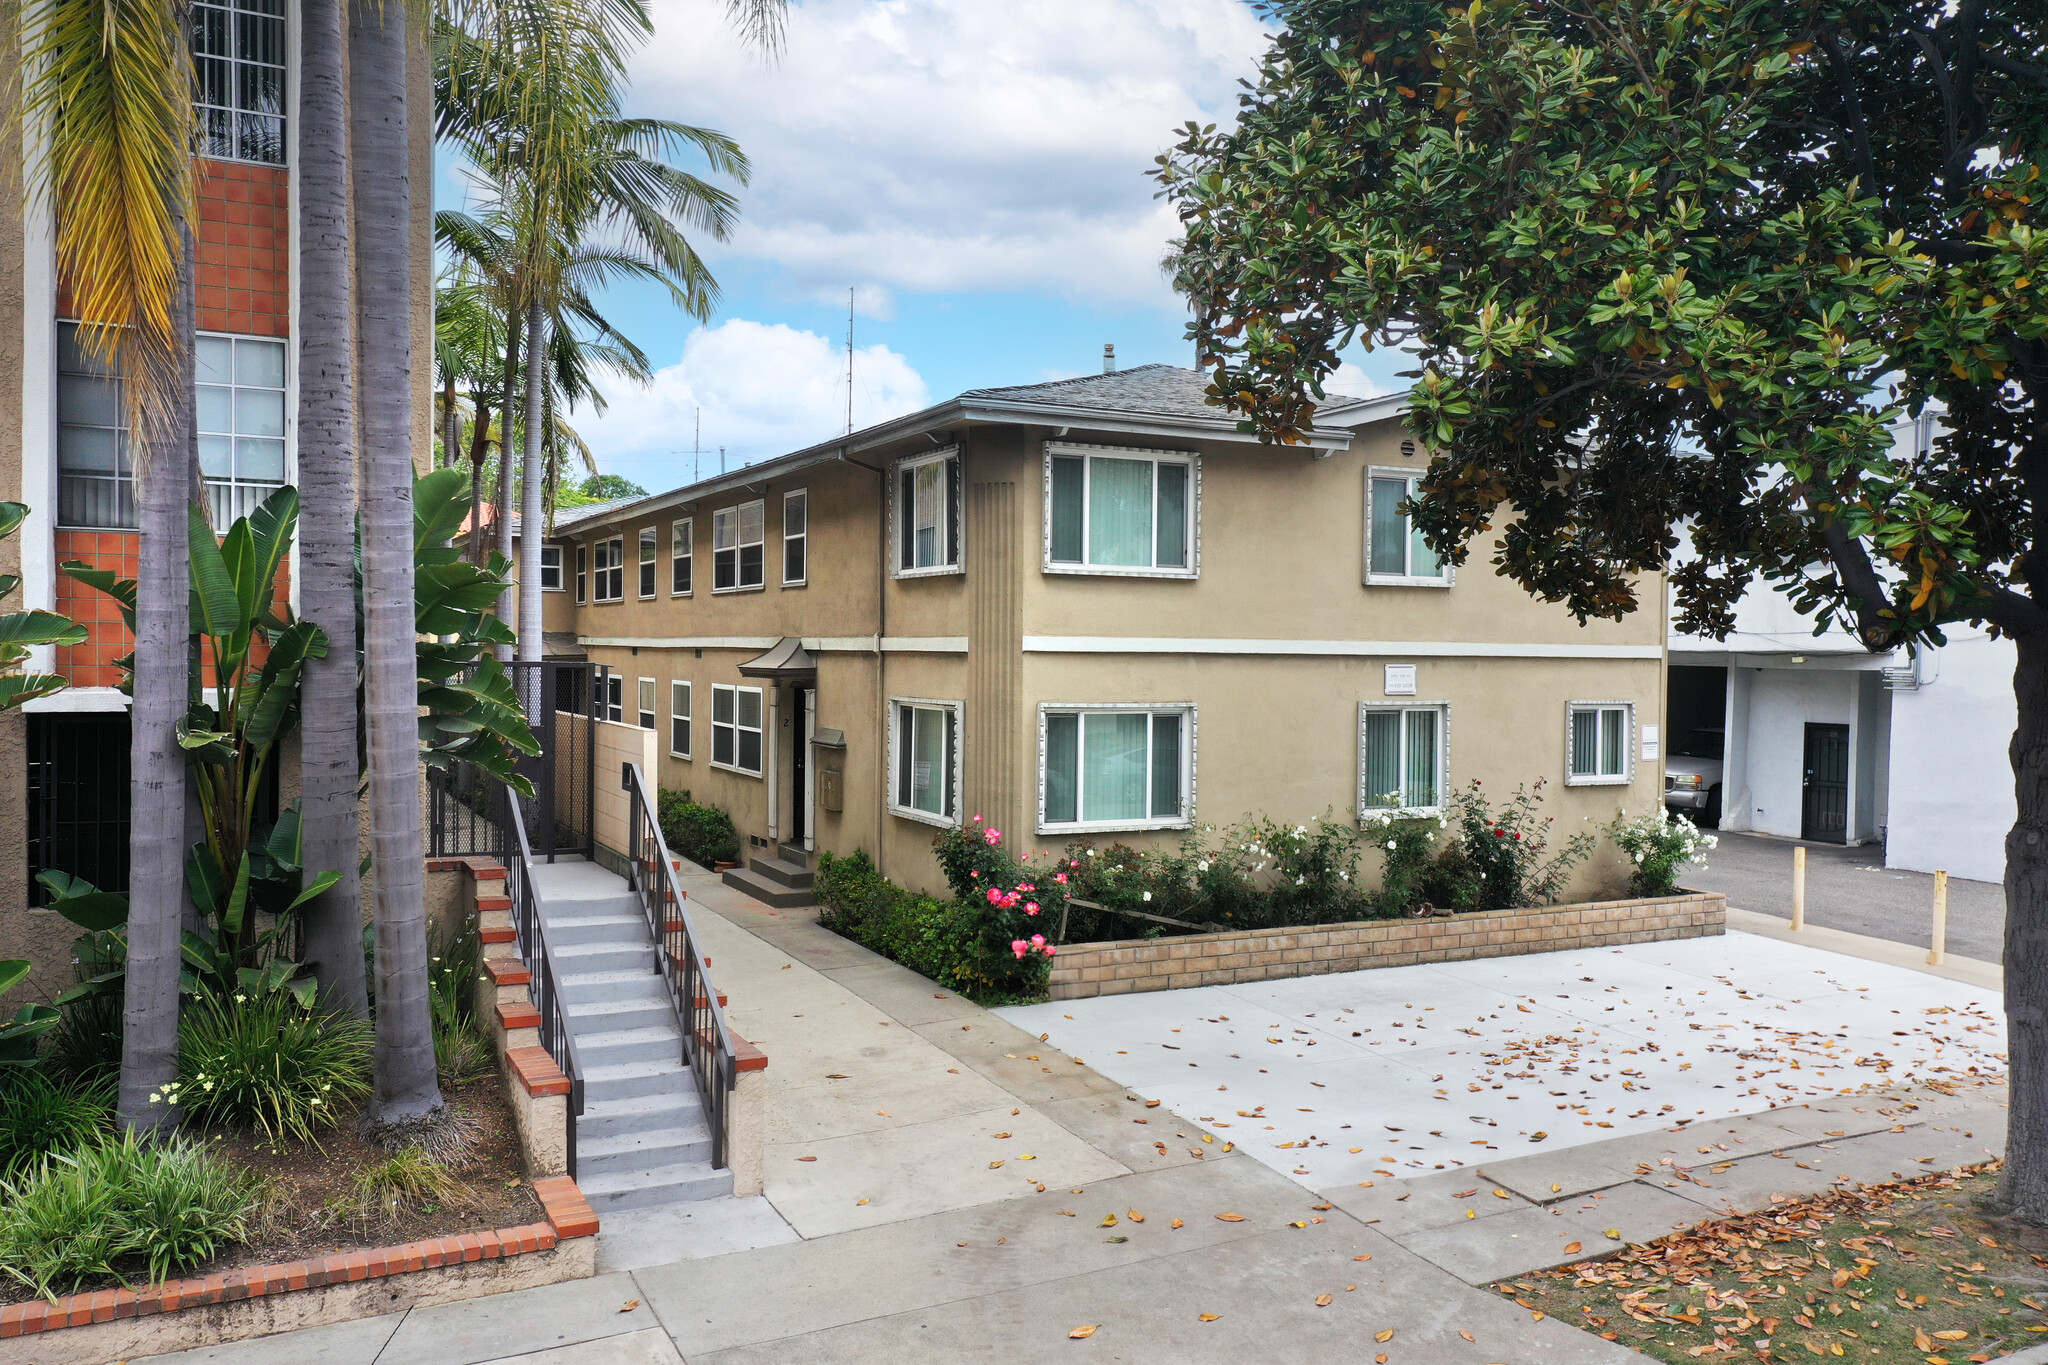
<box><xmin>658</xmin><ymin>789</ymin><xmax>741</xmax><ymax>868</ymax></box>
<box><xmin>814</xmin><ymin>850</ymin><xmax>1010</xmax><ymax>999</ymax></box>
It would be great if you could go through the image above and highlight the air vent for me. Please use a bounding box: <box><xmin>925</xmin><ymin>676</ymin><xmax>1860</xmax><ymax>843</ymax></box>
<box><xmin>1399</xmin><ymin>439</ymin><xmax>1416</xmax><ymax>458</ymax></box>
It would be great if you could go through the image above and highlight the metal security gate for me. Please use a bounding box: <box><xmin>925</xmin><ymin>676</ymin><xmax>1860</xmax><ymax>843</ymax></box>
<box><xmin>427</xmin><ymin>660</ymin><xmax>603</xmax><ymax>862</ymax></box>
<box><xmin>1801</xmin><ymin>722</ymin><xmax>1850</xmax><ymax>844</ymax></box>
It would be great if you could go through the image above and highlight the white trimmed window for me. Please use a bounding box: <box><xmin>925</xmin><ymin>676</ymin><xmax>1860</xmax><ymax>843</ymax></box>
<box><xmin>894</xmin><ymin>448</ymin><xmax>961</xmax><ymax>576</ymax></box>
<box><xmin>711</xmin><ymin>684</ymin><xmax>763</xmax><ymax>775</ymax></box>
<box><xmin>1045</xmin><ymin>444</ymin><xmax>1196</xmax><ymax>576</ymax></box>
<box><xmin>540</xmin><ymin>545</ymin><xmax>563</xmax><ymax>591</ymax></box>
<box><xmin>671</xmin><ymin>518</ymin><xmax>692</xmax><ymax>595</ymax></box>
<box><xmin>783</xmin><ymin>489</ymin><xmax>808</xmax><ymax>586</ymax></box>
<box><xmin>889</xmin><ymin>699</ymin><xmax>960</xmax><ymax>826</ymax></box>
<box><xmin>637</xmin><ymin>677</ymin><xmax>657</xmax><ymax>730</ymax></box>
<box><xmin>670</xmin><ymin>680</ymin><xmax>692</xmax><ymax>759</ymax></box>
<box><xmin>1358</xmin><ymin>703</ymin><xmax>1447</xmax><ymax>813</ymax></box>
<box><xmin>1365</xmin><ymin>469</ymin><xmax>1449</xmax><ymax>586</ymax></box>
<box><xmin>1567</xmin><ymin>702</ymin><xmax>1633</xmax><ymax>785</ymax></box>
<box><xmin>713</xmin><ymin>500</ymin><xmax>765</xmax><ymax>591</ymax></box>
<box><xmin>603</xmin><ymin>674</ymin><xmax>624</xmax><ymax>724</ymax></box>
<box><xmin>1038</xmin><ymin>705</ymin><xmax>1193</xmax><ymax>832</ymax></box>
<box><xmin>574</xmin><ymin>545</ymin><xmax>587</xmax><ymax>603</ymax></box>
<box><xmin>193</xmin><ymin>0</ymin><xmax>286</xmax><ymax>166</ymax></box>
<box><xmin>637</xmin><ymin>527</ymin><xmax>658</xmax><ymax>598</ymax></box>
<box><xmin>593</xmin><ymin>538</ymin><xmax>624</xmax><ymax>602</ymax></box>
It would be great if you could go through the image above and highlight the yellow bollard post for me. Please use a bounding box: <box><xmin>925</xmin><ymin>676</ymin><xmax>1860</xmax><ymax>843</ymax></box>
<box><xmin>1791</xmin><ymin>845</ymin><xmax>1806</xmax><ymax>932</ymax></box>
<box><xmin>1929</xmin><ymin>869</ymin><xmax>1949</xmax><ymax>966</ymax></box>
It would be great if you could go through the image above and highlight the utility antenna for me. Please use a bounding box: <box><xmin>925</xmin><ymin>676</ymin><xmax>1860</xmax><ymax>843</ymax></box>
<box><xmin>845</xmin><ymin>286</ymin><xmax>855</xmax><ymax>436</ymax></box>
<box><xmin>720</xmin><ymin>445</ymin><xmax>726</xmax><ymax>475</ymax></box>
<box><xmin>693</xmin><ymin>406</ymin><xmax>701</xmax><ymax>483</ymax></box>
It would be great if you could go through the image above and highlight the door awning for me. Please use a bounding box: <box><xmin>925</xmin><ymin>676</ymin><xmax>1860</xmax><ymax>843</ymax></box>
<box><xmin>737</xmin><ymin>636</ymin><xmax>817</xmax><ymax>679</ymax></box>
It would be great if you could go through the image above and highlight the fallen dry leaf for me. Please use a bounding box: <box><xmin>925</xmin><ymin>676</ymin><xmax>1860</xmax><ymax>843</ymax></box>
<box><xmin>796</xmin><ymin>1156</ymin><xmax>817</xmax><ymax>1162</ymax></box>
<box><xmin>1145</xmin><ymin>1099</ymin><xmax>1161</xmax><ymax>1108</ymax></box>
<box><xmin>1199</xmin><ymin>1312</ymin><xmax>1220</xmax><ymax>1322</ymax></box>
<box><xmin>1934</xmin><ymin>1330</ymin><xmax>1970</xmax><ymax>1341</ymax></box>
<box><xmin>1100</xmin><ymin>1214</ymin><xmax>1117</xmax><ymax>1227</ymax></box>
<box><xmin>1375</xmin><ymin>1328</ymin><xmax>1395</xmax><ymax>1342</ymax></box>
<box><xmin>1530</xmin><ymin>1310</ymin><xmax>1545</xmax><ymax>1322</ymax></box>
<box><xmin>1354</xmin><ymin>1254</ymin><xmax>1373</xmax><ymax>1262</ymax></box>
<box><xmin>994</xmin><ymin>1132</ymin><xmax>1012</xmax><ymax>1139</ymax></box>
<box><xmin>1217</xmin><ymin>1212</ymin><xmax>1246</xmax><ymax>1222</ymax></box>
<box><xmin>1459</xmin><ymin>1329</ymin><xmax>1475</xmax><ymax>1342</ymax></box>
<box><xmin>1563</xmin><ymin>1242</ymin><xmax>1582</xmax><ymax>1255</ymax></box>
<box><xmin>1128</xmin><ymin>1210</ymin><xmax>1145</xmax><ymax>1223</ymax></box>
<box><xmin>619</xmin><ymin>1299</ymin><xmax>640</xmax><ymax>1313</ymax></box>
<box><xmin>856</xmin><ymin>1198</ymin><xmax>869</xmax><ymax>1206</ymax></box>
<box><xmin>1316</xmin><ymin>1294</ymin><xmax>1334</xmax><ymax>1307</ymax></box>
<box><xmin>1068</xmin><ymin>1325</ymin><xmax>1097</xmax><ymax>1339</ymax></box>
<box><xmin>1493</xmin><ymin>1189</ymin><xmax>1510</xmax><ymax>1199</ymax></box>
<box><xmin>1603</xmin><ymin>1228</ymin><xmax>1621</xmax><ymax>1240</ymax></box>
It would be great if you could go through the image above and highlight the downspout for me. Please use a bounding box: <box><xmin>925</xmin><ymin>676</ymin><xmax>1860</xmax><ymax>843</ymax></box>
<box><xmin>839</xmin><ymin>447</ymin><xmax>888</xmax><ymax>878</ymax></box>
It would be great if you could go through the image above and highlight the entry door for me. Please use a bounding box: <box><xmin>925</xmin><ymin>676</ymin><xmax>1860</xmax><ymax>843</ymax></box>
<box><xmin>1801</xmin><ymin>723</ymin><xmax>1850</xmax><ymax>843</ymax></box>
<box><xmin>790</xmin><ymin>686</ymin><xmax>811</xmax><ymax>844</ymax></box>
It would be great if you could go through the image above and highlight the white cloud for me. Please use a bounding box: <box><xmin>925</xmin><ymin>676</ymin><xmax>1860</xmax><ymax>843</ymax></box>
<box><xmin>1326</xmin><ymin>362</ymin><xmax>1397</xmax><ymax>401</ymax></box>
<box><xmin>632</xmin><ymin>0</ymin><xmax>1267</xmax><ymax>306</ymax></box>
<box><xmin>575</xmin><ymin>318</ymin><xmax>931</xmax><ymax>489</ymax></box>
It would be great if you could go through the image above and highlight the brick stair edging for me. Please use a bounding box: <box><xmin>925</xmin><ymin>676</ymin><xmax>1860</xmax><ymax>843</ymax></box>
<box><xmin>1046</xmin><ymin>890</ymin><xmax>1727</xmax><ymax>1001</ymax></box>
<box><xmin>0</xmin><ymin>1172</ymin><xmax>600</xmax><ymax>1364</ymax></box>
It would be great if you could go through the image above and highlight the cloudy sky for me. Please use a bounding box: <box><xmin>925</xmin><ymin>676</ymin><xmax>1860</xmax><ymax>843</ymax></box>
<box><xmin>466</xmin><ymin>0</ymin><xmax>1402</xmax><ymax>494</ymax></box>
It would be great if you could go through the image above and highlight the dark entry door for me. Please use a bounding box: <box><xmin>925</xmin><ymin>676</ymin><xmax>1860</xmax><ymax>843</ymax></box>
<box><xmin>1801</xmin><ymin>723</ymin><xmax>1850</xmax><ymax>843</ymax></box>
<box><xmin>790</xmin><ymin>686</ymin><xmax>810</xmax><ymax>844</ymax></box>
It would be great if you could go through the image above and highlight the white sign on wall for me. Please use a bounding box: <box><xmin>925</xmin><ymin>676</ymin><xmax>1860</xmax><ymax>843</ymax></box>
<box><xmin>1641</xmin><ymin>724</ymin><xmax>1660</xmax><ymax>761</ymax></box>
<box><xmin>1384</xmin><ymin>664</ymin><xmax>1417</xmax><ymax>697</ymax></box>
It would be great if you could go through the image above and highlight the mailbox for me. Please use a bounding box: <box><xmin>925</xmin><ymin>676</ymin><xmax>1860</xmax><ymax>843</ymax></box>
<box><xmin>812</xmin><ymin>728</ymin><xmax>847</xmax><ymax>813</ymax></box>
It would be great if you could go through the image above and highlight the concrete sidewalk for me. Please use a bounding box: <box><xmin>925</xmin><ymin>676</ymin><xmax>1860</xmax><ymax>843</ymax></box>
<box><xmin>1686</xmin><ymin>830</ymin><xmax>2006</xmax><ymax>962</ymax></box>
<box><xmin>132</xmin><ymin>874</ymin><xmax>2009</xmax><ymax>1365</ymax></box>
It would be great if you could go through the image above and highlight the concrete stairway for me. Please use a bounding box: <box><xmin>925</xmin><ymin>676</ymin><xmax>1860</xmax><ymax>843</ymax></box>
<box><xmin>529</xmin><ymin>859</ymin><xmax>732</xmax><ymax>1212</ymax></box>
<box><xmin>720</xmin><ymin>841</ymin><xmax>818</xmax><ymax>910</ymax></box>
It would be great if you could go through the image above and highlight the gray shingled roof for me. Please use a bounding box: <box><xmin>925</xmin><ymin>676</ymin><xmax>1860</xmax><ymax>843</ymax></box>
<box><xmin>962</xmin><ymin>363</ymin><xmax>1377</xmax><ymax>425</ymax></box>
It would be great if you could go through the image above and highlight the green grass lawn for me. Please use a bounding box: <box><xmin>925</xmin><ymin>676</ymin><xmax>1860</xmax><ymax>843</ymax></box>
<box><xmin>1497</xmin><ymin>1164</ymin><xmax>2048</xmax><ymax>1362</ymax></box>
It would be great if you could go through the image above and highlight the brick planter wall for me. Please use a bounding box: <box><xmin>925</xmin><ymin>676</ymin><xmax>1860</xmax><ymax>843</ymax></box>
<box><xmin>1045</xmin><ymin>891</ymin><xmax>1725</xmax><ymax>1001</ymax></box>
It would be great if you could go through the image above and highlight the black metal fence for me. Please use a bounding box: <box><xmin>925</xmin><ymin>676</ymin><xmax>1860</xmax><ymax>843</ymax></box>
<box><xmin>504</xmin><ymin>785</ymin><xmax>584</xmax><ymax>1178</ymax></box>
<box><xmin>27</xmin><ymin>713</ymin><xmax>131</xmax><ymax>903</ymax></box>
<box><xmin>427</xmin><ymin>660</ymin><xmax>604</xmax><ymax>863</ymax></box>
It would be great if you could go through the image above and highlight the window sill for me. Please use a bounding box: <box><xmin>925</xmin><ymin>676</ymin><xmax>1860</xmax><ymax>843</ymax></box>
<box><xmin>893</xmin><ymin>564</ymin><xmax>964</xmax><ymax>580</ymax></box>
<box><xmin>1363</xmin><ymin>575</ymin><xmax>1453</xmax><ymax>588</ymax></box>
<box><xmin>1042</xmin><ymin>563</ymin><xmax>1197</xmax><ymax>580</ymax></box>
<box><xmin>1037</xmin><ymin>818</ymin><xmax>1193</xmax><ymax>836</ymax></box>
<box><xmin>782</xmin><ymin>580</ymin><xmax>808</xmax><ymax>589</ymax></box>
<box><xmin>669</xmin><ymin>751</ymin><xmax>692</xmax><ymax>762</ymax></box>
<box><xmin>889</xmin><ymin>804</ymin><xmax>959</xmax><ymax>830</ymax></box>
<box><xmin>1359</xmin><ymin>805</ymin><xmax>1445</xmax><ymax>821</ymax></box>
<box><xmin>711</xmin><ymin>584</ymin><xmax>767</xmax><ymax>595</ymax></box>
<box><xmin>709</xmin><ymin>760</ymin><xmax>763</xmax><ymax>779</ymax></box>
<box><xmin>670</xmin><ymin>590</ymin><xmax>693</xmax><ymax>599</ymax></box>
<box><xmin>542</xmin><ymin>586</ymin><xmax>565</xmax><ymax>593</ymax></box>
<box><xmin>1565</xmin><ymin>774</ymin><xmax>1632</xmax><ymax>787</ymax></box>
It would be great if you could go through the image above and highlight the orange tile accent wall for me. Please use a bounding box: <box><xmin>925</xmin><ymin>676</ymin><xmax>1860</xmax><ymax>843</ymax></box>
<box><xmin>55</xmin><ymin>160</ymin><xmax>291</xmax><ymax>338</ymax></box>
<box><xmin>54</xmin><ymin>530</ymin><xmax>137</xmax><ymax>688</ymax></box>
<box><xmin>54</xmin><ymin>529</ymin><xmax>294</xmax><ymax>690</ymax></box>
<box><xmin>195</xmin><ymin>160</ymin><xmax>290</xmax><ymax>337</ymax></box>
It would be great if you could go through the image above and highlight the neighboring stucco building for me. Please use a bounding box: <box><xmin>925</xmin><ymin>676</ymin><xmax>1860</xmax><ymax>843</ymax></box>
<box><xmin>1665</xmin><ymin>412</ymin><xmax>2016</xmax><ymax>883</ymax></box>
<box><xmin>545</xmin><ymin>364</ymin><xmax>1668</xmax><ymax>899</ymax></box>
<box><xmin>0</xmin><ymin>4</ymin><xmax>439</xmax><ymax>1006</ymax></box>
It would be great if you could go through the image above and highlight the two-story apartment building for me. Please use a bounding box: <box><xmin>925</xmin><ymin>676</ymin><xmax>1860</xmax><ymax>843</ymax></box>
<box><xmin>541</xmin><ymin>364</ymin><xmax>1667</xmax><ymax>898</ymax></box>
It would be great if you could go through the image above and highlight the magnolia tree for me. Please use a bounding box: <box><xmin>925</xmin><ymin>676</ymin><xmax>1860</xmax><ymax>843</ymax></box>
<box><xmin>1155</xmin><ymin>0</ymin><xmax>2048</xmax><ymax>1211</ymax></box>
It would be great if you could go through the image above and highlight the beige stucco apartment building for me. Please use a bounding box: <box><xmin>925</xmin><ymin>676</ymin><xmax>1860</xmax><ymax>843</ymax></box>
<box><xmin>537</xmin><ymin>366</ymin><xmax>1667</xmax><ymax>900</ymax></box>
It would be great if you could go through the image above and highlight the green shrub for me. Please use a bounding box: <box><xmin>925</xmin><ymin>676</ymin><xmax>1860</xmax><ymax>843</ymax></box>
<box><xmin>173</xmin><ymin>992</ymin><xmax>373</xmax><ymax>1143</ymax></box>
<box><xmin>346</xmin><ymin>1143</ymin><xmax>464</xmax><ymax>1223</ymax></box>
<box><xmin>0</xmin><ymin>1132</ymin><xmax>257</xmax><ymax>1297</ymax></box>
<box><xmin>428</xmin><ymin>915</ymin><xmax>490</xmax><ymax>1083</ymax></box>
<box><xmin>816</xmin><ymin>849</ymin><xmax>990</xmax><ymax>997</ymax></box>
<box><xmin>658</xmin><ymin>788</ymin><xmax>741</xmax><ymax>868</ymax></box>
<box><xmin>0</xmin><ymin>1069</ymin><xmax>110</xmax><ymax>1179</ymax></box>
<box><xmin>1443</xmin><ymin>779</ymin><xmax>1597</xmax><ymax>910</ymax></box>
<box><xmin>1605</xmin><ymin>807</ymin><xmax>1717</xmax><ymax>897</ymax></box>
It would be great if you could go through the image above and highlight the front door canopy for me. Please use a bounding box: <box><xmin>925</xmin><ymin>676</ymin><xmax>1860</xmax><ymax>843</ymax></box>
<box><xmin>738</xmin><ymin>636</ymin><xmax>817</xmax><ymax>680</ymax></box>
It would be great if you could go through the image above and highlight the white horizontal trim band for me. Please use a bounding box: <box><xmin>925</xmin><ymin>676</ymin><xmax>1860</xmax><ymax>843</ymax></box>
<box><xmin>22</xmin><ymin>685</ymin><xmax>130</xmax><ymax>713</ymax></box>
<box><xmin>1020</xmin><ymin>636</ymin><xmax>1663</xmax><ymax>660</ymax></box>
<box><xmin>578</xmin><ymin>635</ymin><xmax>970</xmax><ymax>654</ymax></box>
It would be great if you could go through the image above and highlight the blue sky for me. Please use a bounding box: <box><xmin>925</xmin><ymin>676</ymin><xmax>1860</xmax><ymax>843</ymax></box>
<box><xmin>445</xmin><ymin>0</ymin><xmax>1404</xmax><ymax>495</ymax></box>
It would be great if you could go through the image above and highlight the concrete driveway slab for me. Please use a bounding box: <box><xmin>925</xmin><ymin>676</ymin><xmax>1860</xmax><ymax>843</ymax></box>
<box><xmin>1313</xmin><ymin>1167</ymin><xmax>1535</xmax><ymax>1239</ymax></box>
<box><xmin>594</xmin><ymin>1194</ymin><xmax>799</xmax><ymax>1274</ymax></box>
<box><xmin>1035</xmin><ymin>1090</ymin><xmax>1222</xmax><ymax>1173</ymax></box>
<box><xmin>1479</xmin><ymin>1114</ymin><xmax>1815</xmax><ymax>1202</ymax></box>
<box><xmin>131</xmin><ymin>1310</ymin><xmax>407</xmax><ymax>1365</ymax></box>
<box><xmin>765</xmin><ymin>1103</ymin><xmax>1130</xmax><ymax>1237</ymax></box>
<box><xmin>815</xmin><ymin>960</ymin><xmax>980</xmax><ymax>1026</ymax></box>
<box><xmin>468</xmin><ymin>1326</ymin><xmax>684</xmax><ymax>1365</ymax></box>
<box><xmin>1399</xmin><ymin>1181</ymin><xmax>1707</xmax><ymax>1284</ymax></box>
<box><xmin>909</xmin><ymin>1015</ymin><xmax>1128</xmax><ymax>1104</ymax></box>
<box><xmin>371</xmin><ymin>1273</ymin><xmax>655</xmax><ymax>1365</ymax></box>
<box><xmin>688</xmin><ymin>1224</ymin><xmax>1646</xmax><ymax>1365</ymax></box>
<box><xmin>632</xmin><ymin>1156</ymin><xmax>1310</xmax><ymax>1357</ymax></box>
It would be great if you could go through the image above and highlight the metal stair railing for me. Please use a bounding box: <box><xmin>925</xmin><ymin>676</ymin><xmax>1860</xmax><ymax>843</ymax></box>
<box><xmin>502</xmin><ymin>784</ymin><xmax>586</xmax><ymax>1178</ymax></box>
<box><xmin>621</xmin><ymin>761</ymin><xmax>736</xmax><ymax>1169</ymax></box>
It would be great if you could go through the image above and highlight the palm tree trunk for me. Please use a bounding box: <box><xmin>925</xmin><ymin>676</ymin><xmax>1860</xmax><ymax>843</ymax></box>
<box><xmin>352</xmin><ymin>0</ymin><xmax>443</xmax><ymax>1132</ymax></box>
<box><xmin>516</xmin><ymin>294</ymin><xmax>545</xmax><ymax>665</ymax></box>
<box><xmin>120</xmin><ymin>220</ymin><xmax>196</xmax><ymax>1131</ymax></box>
<box><xmin>467</xmin><ymin>394</ymin><xmax>492</xmax><ymax>566</ymax></box>
<box><xmin>492</xmin><ymin>310</ymin><xmax>521</xmax><ymax>658</ymax></box>
<box><xmin>297</xmin><ymin>0</ymin><xmax>368</xmax><ymax>1019</ymax></box>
